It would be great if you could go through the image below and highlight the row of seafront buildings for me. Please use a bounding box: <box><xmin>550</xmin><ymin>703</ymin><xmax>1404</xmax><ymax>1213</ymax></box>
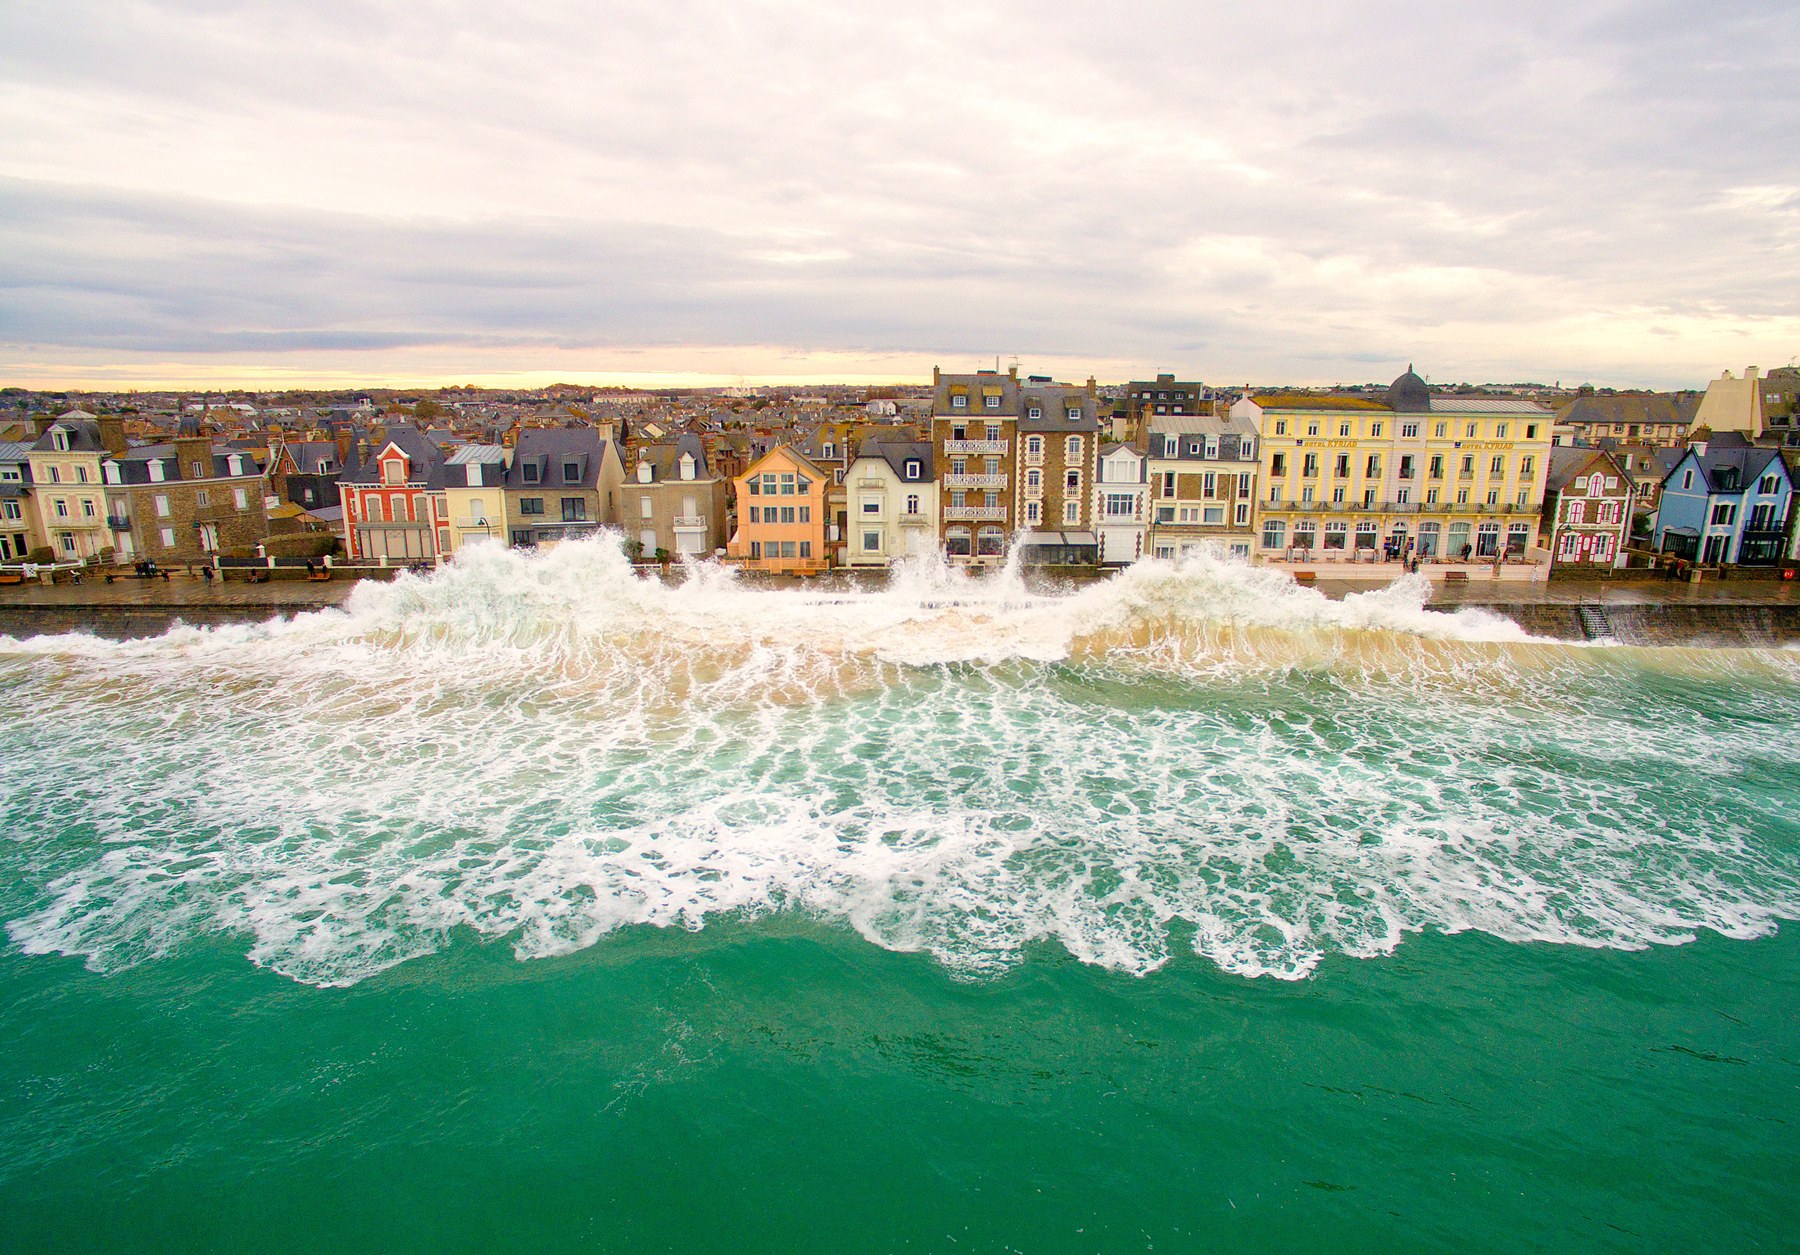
<box><xmin>4</xmin><ymin>364</ymin><xmax>1795</xmax><ymax>579</ymax></box>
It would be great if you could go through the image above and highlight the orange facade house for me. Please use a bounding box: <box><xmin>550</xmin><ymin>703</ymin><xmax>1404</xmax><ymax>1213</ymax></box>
<box><xmin>728</xmin><ymin>446</ymin><xmax>829</xmax><ymax>573</ymax></box>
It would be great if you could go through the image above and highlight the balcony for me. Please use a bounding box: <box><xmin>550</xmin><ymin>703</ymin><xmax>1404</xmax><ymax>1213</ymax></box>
<box><xmin>899</xmin><ymin>512</ymin><xmax>931</xmax><ymax>525</ymax></box>
<box><xmin>672</xmin><ymin>515</ymin><xmax>705</xmax><ymax>528</ymax></box>
<box><xmin>453</xmin><ymin>516</ymin><xmax>498</xmax><ymax>531</ymax></box>
<box><xmin>944</xmin><ymin>439</ymin><xmax>1008</xmax><ymax>455</ymax></box>
<box><xmin>944</xmin><ymin>473</ymin><xmax>1006</xmax><ymax>490</ymax></box>
<box><xmin>107</xmin><ymin>515</ymin><xmax>132</xmax><ymax>531</ymax></box>
<box><xmin>943</xmin><ymin>505</ymin><xmax>1007</xmax><ymax>522</ymax></box>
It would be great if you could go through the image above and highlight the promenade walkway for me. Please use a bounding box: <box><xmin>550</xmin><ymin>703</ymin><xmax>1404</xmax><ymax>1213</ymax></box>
<box><xmin>0</xmin><ymin>570</ymin><xmax>359</xmax><ymax>612</ymax></box>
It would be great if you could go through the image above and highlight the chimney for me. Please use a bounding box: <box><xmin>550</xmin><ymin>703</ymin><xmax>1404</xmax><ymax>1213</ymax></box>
<box><xmin>174</xmin><ymin>435</ymin><xmax>213</xmax><ymax>480</ymax></box>
<box><xmin>31</xmin><ymin>414</ymin><xmax>53</xmax><ymax>439</ymax></box>
<box><xmin>1747</xmin><ymin>366</ymin><xmax>1760</xmax><ymax>380</ymax></box>
<box><xmin>334</xmin><ymin>426</ymin><xmax>354</xmax><ymax>469</ymax></box>
<box><xmin>96</xmin><ymin>414</ymin><xmax>128</xmax><ymax>457</ymax></box>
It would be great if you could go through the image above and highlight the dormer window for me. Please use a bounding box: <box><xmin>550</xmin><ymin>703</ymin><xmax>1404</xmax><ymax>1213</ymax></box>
<box><xmin>522</xmin><ymin>461</ymin><xmax>540</xmax><ymax>483</ymax></box>
<box><xmin>191</xmin><ymin>461</ymin><xmax>205</xmax><ymax>478</ymax></box>
<box><xmin>823</xmin><ymin>443</ymin><xmax>836</xmax><ymax>459</ymax></box>
<box><xmin>315</xmin><ymin>458</ymin><xmax>334</xmax><ymax>474</ymax></box>
<box><xmin>1028</xmin><ymin>407</ymin><xmax>1042</xmax><ymax>420</ymax></box>
<box><xmin>466</xmin><ymin>464</ymin><xmax>483</xmax><ymax>487</ymax></box>
<box><xmin>904</xmin><ymin>459</ymin><xmax>921</xmax><ymax>479</ymax></box>
<box><xmin>1163</xmin><ymin>436</ymin><xmax>1177</xmax><ymax>457</ymax></box>
<box><xmin>52</xmin><ymin>429</ymin><xmax>69</xmax><ymax>452</ymax></box>
<box><xmin>985</xmin><ymin>395</ymin><xmax>1001</xmax><ymax>409</ymax></box>
<box><xmin>148</xmin><ymin>460</ymin><xmax>165</xmax><ymax>482</ymax></box>
<box><xmin>951</xmin><ymin>395</ymin><xmax>967</xmax><ymax>409</ymax></box>
<box><xmin>563</xmin><ymin>459</ymin><xmax>581</xmax><ymax>483</ymax></box>
<box><xmin>1065</xmin><ymin>408</ymin><xmax>1081</xmax><ymax>422</ymax></box>
<box><xmin>381</xmin><ymin>458</ymin><xmax>404</xmax><ymax>486</ymax></box>
<box><xmin>636</xmin><ymin>461</ymin><xmax>653</xmax><ymax>484</ymax></box>
<box><xmin>678</xmin><ymin>454</ymin><xmax>696</xmax><ymax>481</ymax></box>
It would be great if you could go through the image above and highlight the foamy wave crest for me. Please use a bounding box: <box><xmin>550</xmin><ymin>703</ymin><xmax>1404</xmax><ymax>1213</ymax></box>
<box><xmin>2</xmin><ymin>542</ymin><xmax>1797</xmax><ymax>986</ymax></box>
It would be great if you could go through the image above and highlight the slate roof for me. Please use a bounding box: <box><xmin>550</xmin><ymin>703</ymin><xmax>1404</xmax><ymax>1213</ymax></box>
<box><xmin>1544</xmin><ymin>445</ymin><xmax>1628</xmax><ymax>494</ymax></box>
<box><xmin>1017</xmin><ymin>384</ymin><xmax>1101</xmax><ymax>433</ymax></box>
<box><xmin>447</xmin><ymin>443</ymin><xmax>509</xmax><ymax>488</ymax></box>
<box><xmin>30</xmin><ymin>417</ymin><xmax>108</xmax><ymax>453</ymax></box>
<box><xmin>1556</xmin><ymin>394</ymin><xmax>1700</xmax><ymax>428</ymax></box>
<box><xmin>1667</xmin><ymin>444</ymin><xmax>1792</xmax><ymax>493</ymax></box>
<box><xmin>855</xmin><ymin>440</ymin><xmax>933</xmax><ymax>481</ymax></box>
<box><xmin>505</xmin><ymin>428</ymin><xmax>610</xmax><ymax>491</ymax></box>
<box><xmin>633</xmin><ymin>433</ymin><xmax>713</xmax><ymax>482</ymax></box>
<box><xmin>280</xmin><ymin>441</ymin><xmax>345</xmax><ymax>476</ymax></box>
<box><xmin>107</xmin><ymin>442</ymin><xmax>262</xmax><ymax>485</ymax></box>
<box><xmin>934</xmin><ymin>371</ymin><xmax>1020</xmax><ymax>416</ymax></box>
<box><xmin>338</xmin><ymin>424</ymin><xmax>452</xmax><ymax>489</ymax></box>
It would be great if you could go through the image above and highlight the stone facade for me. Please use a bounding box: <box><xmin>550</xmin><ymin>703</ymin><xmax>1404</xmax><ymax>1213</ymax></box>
<box><xmin>103</xmin><ymin>437</ymin><xmax>270</xmax><ymax>564</ymax></box>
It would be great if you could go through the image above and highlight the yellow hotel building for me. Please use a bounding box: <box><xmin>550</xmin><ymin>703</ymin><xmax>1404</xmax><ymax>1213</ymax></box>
<box><xmin>1233</xmin><ymin>368</ymin><xmax>1554</xmax><ymax>562</ymax></box>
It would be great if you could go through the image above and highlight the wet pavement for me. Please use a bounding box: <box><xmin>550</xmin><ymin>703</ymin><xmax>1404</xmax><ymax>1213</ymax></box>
<box><xmin>0</xmin><ymin>571</ymin><xmax>361</xmax><ymax>611</ymax></box>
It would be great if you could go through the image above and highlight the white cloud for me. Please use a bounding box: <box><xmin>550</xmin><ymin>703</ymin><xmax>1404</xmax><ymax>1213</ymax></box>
<box><xmin>1</xmin><ymin>0</ymin><xmax>1796</xmax><ymax>388</ymax></box>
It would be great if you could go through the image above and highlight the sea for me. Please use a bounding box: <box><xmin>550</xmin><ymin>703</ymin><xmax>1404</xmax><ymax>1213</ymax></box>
<box><xmin>2</xmin><ymin>538</ymin><xmax>1796</xmax><ymax>1254</ymax></box>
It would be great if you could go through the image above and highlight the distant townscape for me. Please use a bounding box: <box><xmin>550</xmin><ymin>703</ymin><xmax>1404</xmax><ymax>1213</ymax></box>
<box><xmin>1</xmin><ymin>364</ymin><xmax>1796</xmax><ymax>581</ymax></box>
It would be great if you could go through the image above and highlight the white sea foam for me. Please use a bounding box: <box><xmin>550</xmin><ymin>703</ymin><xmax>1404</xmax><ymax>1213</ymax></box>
<box><xmin>2</xmin><ymin>536</ymin><xmax>1797</xmax><ymax>986</ymax></box>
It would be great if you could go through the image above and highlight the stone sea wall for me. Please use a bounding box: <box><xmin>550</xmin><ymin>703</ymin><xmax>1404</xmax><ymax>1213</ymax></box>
<box><xmin>1466</xmin><ymin>602</ymin><xmax>1800</xmax><ymax>646</ymax></box>
<box><xmin>2</xmin><ymin>597</ymin><xmax>1798</xmax><ymax>646</ymax></box>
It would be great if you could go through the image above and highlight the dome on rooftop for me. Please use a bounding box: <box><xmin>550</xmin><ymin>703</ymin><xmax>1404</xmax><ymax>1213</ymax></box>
<box><xmin>1386</xmin><ymin>365</ymin><xmax>1430</xmax><ymax>413</ymax></box>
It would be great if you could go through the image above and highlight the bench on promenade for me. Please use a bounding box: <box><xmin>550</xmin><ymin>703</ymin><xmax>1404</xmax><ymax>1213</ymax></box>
<box><xmin>1443</xmin><ymin>570</ymin><xmax>1468</xmax><ymax>582</ymax></box>
<box><xmin>0</xmin><ymin>572</ymin><xmax>23</xmax><ymax>586</ymax></box>
<box><xmin>1293</xmin><ymin>571</ymin><xmax>1316</xmax><ymax>584</ymax></box>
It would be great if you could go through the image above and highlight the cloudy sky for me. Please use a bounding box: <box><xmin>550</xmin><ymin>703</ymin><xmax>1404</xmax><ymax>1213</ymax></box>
<box><xmin>2</xmin><ymin>0</ymin><xmax>1796</xmax><ymax>390</ymax></box>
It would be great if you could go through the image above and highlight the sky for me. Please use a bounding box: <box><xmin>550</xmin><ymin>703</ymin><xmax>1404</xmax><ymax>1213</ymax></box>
<box><xmin>2</xmin><ymin>0</ymin><xmax>1796</xmax><ymax>392</ymax></box>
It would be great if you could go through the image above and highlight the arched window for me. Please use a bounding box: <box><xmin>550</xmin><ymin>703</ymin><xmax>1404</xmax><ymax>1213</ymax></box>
<box><xmin>944</xmin><ymin>526</ymin><xmax>971</xmax><ymax>557</ymax></box>
<box><xmin>1025</xmin><ymin>435</ymin><xmax>1043</xmax><ymax>456</ymax></box>
<box><xmin>1261</xmin><ymin>518</ymin><xmax>1286</xmax><ymax>550</ymax></box>
<box><xmin>976</xmin><ymin>526</ymin><xmax>1005</xmax><ymax>556</ymax></box>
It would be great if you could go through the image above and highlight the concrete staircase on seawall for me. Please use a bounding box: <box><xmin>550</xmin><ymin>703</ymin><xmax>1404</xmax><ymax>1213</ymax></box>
<box><xmin>1576</xmin><ymin>604</ymin><xmax>1614</xmax><ymax>641</ymax></box>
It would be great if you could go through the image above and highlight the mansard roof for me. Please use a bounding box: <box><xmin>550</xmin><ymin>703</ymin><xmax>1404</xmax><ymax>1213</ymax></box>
<box><xmin>855</xmin><ymin>440</ymin><xmax>933</xmax><ymax>481</ymax></box>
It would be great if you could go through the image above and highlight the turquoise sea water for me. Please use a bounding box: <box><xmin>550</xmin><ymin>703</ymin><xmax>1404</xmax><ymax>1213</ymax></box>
<box><xmin>2</xmin><ymin>543</ymin><xmax>1797</xmax><ymax>1252</ymax></box>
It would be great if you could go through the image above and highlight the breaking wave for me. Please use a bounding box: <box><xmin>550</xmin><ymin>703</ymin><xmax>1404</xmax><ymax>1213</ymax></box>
<box><xmin>2</xmin><ymin>536</ymin><xmax>1797</xmax><ymax>986</ymax></box>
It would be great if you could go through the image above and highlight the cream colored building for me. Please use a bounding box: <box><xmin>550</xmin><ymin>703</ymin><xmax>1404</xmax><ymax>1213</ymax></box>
<box><xmin>442</xmin><ymin>444</ymin><xmax>511</xmax><ymax>554</ymax></box>
<box><xmin>843</xmin><ymin>440</ymin><xmax>936</xmax><ymax>569</ymax></box>
<box><xmin>1694</xmin><ymin>367</ymin><xmax>1767</xmax><ymax>438</ymax></box>
<box><xmin>0</xmin><ymin>442</ymin><xmax>49</xmax><ymax>562</ymax></box>
<box><xmin>27</xmin><ymin>412</ymin><xmax>120</xmax><ymax>562</ymax></box>
<box><xmin>1238</xmin><ymin>369</ymin><xmax>1554</xmax><ymax>562</ymax></box>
